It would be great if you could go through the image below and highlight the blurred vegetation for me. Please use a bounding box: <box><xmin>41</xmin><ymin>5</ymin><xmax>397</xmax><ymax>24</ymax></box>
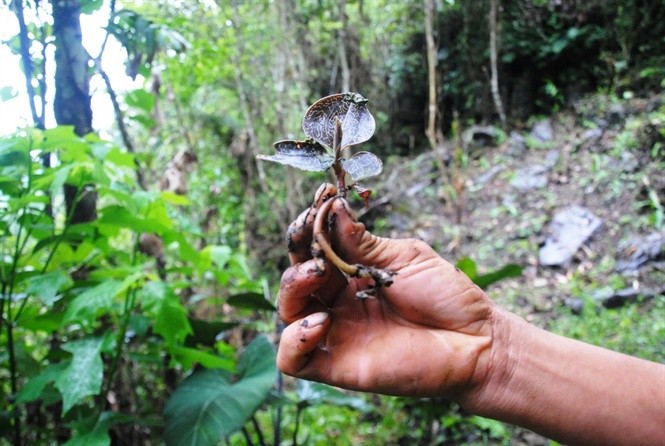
<box><xmin>1</xmin><ymin>0</ymin><xmax>663</xmax><ymax>444</ymax></box>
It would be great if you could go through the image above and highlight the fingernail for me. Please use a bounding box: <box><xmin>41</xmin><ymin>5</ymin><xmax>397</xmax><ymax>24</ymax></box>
<box><xmin>299</xmin><ymin>311</ymin><xmax>329</xmax><ymax>328</ymax></box>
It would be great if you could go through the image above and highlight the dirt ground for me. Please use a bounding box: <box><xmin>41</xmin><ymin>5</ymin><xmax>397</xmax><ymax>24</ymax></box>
<box><xmin>359</xmin><ymin>93</ymin><xmax>665</xmax><ymax>326</ymax></box>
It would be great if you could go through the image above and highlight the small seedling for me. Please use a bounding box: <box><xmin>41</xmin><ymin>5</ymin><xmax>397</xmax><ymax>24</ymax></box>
<box><xmin>258</xmin><ymin>92</ymin><xmax>395</xmax><ymax>298</ymax></box>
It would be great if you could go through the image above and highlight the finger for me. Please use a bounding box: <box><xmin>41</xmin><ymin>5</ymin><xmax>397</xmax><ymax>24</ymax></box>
<box><xmin>278</xmin><ymin>259</ymin><xmax>333</xmax><ymax>323</ymax></box>
<box><xmin>276</xmin><ymin>312</ymin><xmax>330</xmax><ymax>377</ymax></box>
<box><xmin>327</xmin><ymin>198</ymin><xmax>378</xmax><ymax>264</ymax></box>
<box><xmin>287</xmin><ymin>183</ymin><xmax>337</xmax><ymax>264</ymax></box>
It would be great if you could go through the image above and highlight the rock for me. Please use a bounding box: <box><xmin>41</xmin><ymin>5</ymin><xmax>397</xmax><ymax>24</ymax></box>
<box><xmin>607</xmin><ymin>103</ymin><xmax>626</xmax><ymax>126</ymax></box>
<box><xmin>530</xmin><ymin>119</ymin><xmax>553</xmax><ymax>142</ymax></box>
<box><xmin>539</xmin><ymin>206</ymin><xmax>603</xmax><ymax>267</ymax></box>
<box><xmin>615</xmin><ymin>230</ymin><xmax>665</xmax><ymax>272</ymax></box>
<box><xmin>511</xmin><ymin>164</ymin><xmax>548</xmax><ymax>190</ymax></box>
<box><xmin>463</xmin><ymin>125</ymin><xmax>501</xmax><ymax>149</ymax></box>
<box><xmin>563</xmin><ymin>297</ymin><xmax>584</xmax><ymax>315</ymax></box>
<box><xmin>592</xmin><ymin>286</ymin><xmax>665</xmax><ymax>308</ymax></box>
<box><xmin>476</xmin><ymin>165</ymin><xmax>504</xmax><ymax>186</ymax></box>
<box><xmin>543</xmin><ymin>149</ymin><xmax>560</xmax><ymax>168</ymax></box>
<box><xmin>507</xmin><ymin>131</ymin><xmax>527</xmax><ymax>156</ymax></box>
<box><xmin>580</xmin><ymin>127</ymin><xmax>603</xmax><ymax>143</ymax></box>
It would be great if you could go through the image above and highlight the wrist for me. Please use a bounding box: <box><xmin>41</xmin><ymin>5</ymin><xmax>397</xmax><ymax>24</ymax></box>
<box><xmin>455</xmin><ymin>306</ymin><xmax>530</xmax><ymax>417</ymax></box>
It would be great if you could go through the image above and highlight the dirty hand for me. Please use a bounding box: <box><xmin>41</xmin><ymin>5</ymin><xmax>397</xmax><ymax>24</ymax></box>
<box><xmin>277</xmin><ymin>183</ymin><xmax>498</xmax><ymax>401</ymax></box>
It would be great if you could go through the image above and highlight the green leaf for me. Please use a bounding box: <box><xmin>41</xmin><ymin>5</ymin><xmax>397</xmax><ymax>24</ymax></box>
<box><xmin>49</xmin><ymin>164</ymin><xmax>76</xmax><ymax>197</ymax></box>
<box><xmin>257</xmin><ymin>140</ymin><xmax>334</xmax><ymax>172</ymax></box>
<box><xmin>62</xmin><ymin>280</ymin><xmax>123</xmax><ymax>325</ymax></box>
<box><xmin>172</xmin><ymin>346</ymin><xmax>235</xmax><ymax>371</ymax></box>
<box><xmin>456</xmin><ymin>257</ymin><xmax>522</xmax><ymax>289</ymax></box>
<box><xmin>473</xmin><ymin>264</ymin><xmax>523</xmax><ymax>289</ymax></box>
<box><xmin>124</xmin><ymin>89</ymin><xmax>155</xmax><ymax>113</ymax></box>
<box><xmin>227</xmin><ymin>292</ymin><xmax>276</xmax><ymax>312</ymax></box>
<box><xmin>302</xmin><ymin>92</ymin><xmax>375</xmax><ymax>149</ymax></box>
<box><xmin>80</xmin><ymin>0</ymin><xmax>103</xmax><ymax>14</ymax></box>
<box><xmin>296</xmin><ymin>380</ymin><xmax>371</xmax><ymax>412</ymax></box>
<box><xmin>24</xmin><ymin>271</ymin><xmax>74</xmax><ymax>307</ymax></box>
<box><xmin>160</xmin><ymin>191</ymin><xmax>191</xmax><ymax>206</ymax></box>
<box><xmin>163</xmin><ymin>336</ymin><xmax>276</xmax><ymax>445</ymax></box>
<box><xmin>186</xmin><ymin>318</ymin><xmax>238</xmax><ymax>347</ymax></box>
<box><xmin>16</xmin><ymin>362</ymin><xmax>68</xmax><ymax>404</ymax></box>
<box><xmin>203</xmin><ymin>245</ymin><xmax>232</xmax><ymax>269</ymax></box>
<box><xmin>0</xmin><ymin>86</ymin><xmax>18</xmax><ymax>101</ymax></box>
<box><xmin>55</xmin><ymin>337</ymin><xmax>104</xmax><ymax>414</ymax></box>
<box><xmin>455</xmin><ymin>257</ymin><xmax>478</xmax><ymax>279</ymax></box>
<box><xmin>340</xmin><ymin>151</ymin><xmax>383</xmax><ymax>181</ymax></box>
<box><xmin>65</xmin><ymin>411</ymin><xmax>132</xmax><ymax>446</ymax></box>
<box><xmin>141</xmin><ymin>281</ymin><xmax>192</xmax><ymax>346</ymax></box>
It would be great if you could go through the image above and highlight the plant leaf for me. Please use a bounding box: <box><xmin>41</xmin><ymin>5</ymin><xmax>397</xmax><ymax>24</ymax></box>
<box><xmin>24</xmin><ymin>271</ymin><xmax>73</xmax><ymax>307</ymax></box>
<box><xmin>227</xmin><ymin>292</ymin><xmax>276</xmax><ymax>312</ymax></box>
<box><xmin>163</xmin><ymin>336</ymin><xmax>276</xmax><ymax>445</ymax></box>
<box><xmin>296</xmin><ymin>380</ymin><xmax>371</xmax><ymax>412</ymax></box>
<box><xmin>341</xmin><ymin>151</ymin><xmax>383</xmax><ymax>181</ymax></box>
<box><xmin>302</xmin><ymin>92</ymin><xmax>375</xmax><ymax>149</ymax></box>
<box><xmin>141</xmin><ymin>281</ymin><xmax>193</xmax><ymax>347</ymax></box>
<box><xmin>474</xmin><ymin>264</ymin><xmax>523</xmax><ymax>289</ymax></box>
<box><xmin>257</xmin><ymin>140</ymin><xmax>334</xmax><ymax>172</ymax></box>
<box><xmin>55</xmin><ymin>337</ymin><xmax>104</xmax><ymax>414</ymax></box>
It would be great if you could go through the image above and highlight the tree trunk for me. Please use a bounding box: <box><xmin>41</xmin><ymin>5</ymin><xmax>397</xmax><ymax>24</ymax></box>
<box><xmin>489</xmin><ymin>0</ymin><xmax>507</xmax><ymax>126</ymax></box>
<box><xmin>52</xmin><ymin>0</ymin><xmax>97</xmax><ymax>225</ymax></box>
<box><xmin>424</xmin><ymin>0</ymin><xmax>441</xmax><ymax>151</ymax></box>
<box><xmin>337</xmin><ymin>0</ymin><xmax>351</xmax><ymax>93</ymax></box>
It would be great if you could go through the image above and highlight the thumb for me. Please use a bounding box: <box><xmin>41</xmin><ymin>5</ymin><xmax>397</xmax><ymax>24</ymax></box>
<box><xmin>327</xmin><ymin>198</ymin><xmax>392</xmax><ymax>268</ymax></box>
<box><xmin>277</xmin><ymin>311</ymin><xmax>330</xmax><ymax>377</ymax></box>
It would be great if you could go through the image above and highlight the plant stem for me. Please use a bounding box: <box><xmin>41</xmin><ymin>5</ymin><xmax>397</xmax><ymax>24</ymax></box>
<box><xmin>332</xmin><ymin>119</ymin><xmax>347</xmax><ymax>197</ymax></box>
<box><xmin>292</xmin><ymin>404</ymin><xmax>304</xmax><ymax>446</ymax></box>
<box><xmin>311</xmin><ymin>196</ymin><xmax>395</xmax><ymax>299</ymax></box>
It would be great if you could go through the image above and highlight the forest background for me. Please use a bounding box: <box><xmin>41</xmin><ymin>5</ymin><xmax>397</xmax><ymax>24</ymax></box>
<box><xmin>1</xmin><ymin>0</ymin><xmax>663</xmax><ymax>445</ymax></box>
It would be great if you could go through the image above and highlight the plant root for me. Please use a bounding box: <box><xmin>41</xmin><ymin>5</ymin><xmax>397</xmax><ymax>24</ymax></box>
<box><xmin>311</xmin><ymin>194</ymin><xmax>396</xmax><ymax>299</ymax></box>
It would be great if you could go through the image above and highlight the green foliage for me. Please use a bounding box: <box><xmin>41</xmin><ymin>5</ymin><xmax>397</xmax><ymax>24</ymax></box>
<box><xmin>164</xmin><ymin>336</ymin><xmax>276</xmax><ymax>446</ymax></box>
<box><xmin>456</xmin><ymin>257</ymin><xmax>523</xmax><ymax>289</ymax></box>
<box><xmin>549</xmin><ymin>297</ymin><xmax>665</xmax><ymax>363</ymax></box>
<box><xmin>0</xmin><ymin>126</ymin><xmax>266</xmax><ymax>443</ymax></box>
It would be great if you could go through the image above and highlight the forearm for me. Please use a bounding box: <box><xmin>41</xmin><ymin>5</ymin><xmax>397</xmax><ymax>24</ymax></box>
<box><xmin>467</xmin><ymin>309</ymin><xmax>665</xmax><ymax>445</ymax></box>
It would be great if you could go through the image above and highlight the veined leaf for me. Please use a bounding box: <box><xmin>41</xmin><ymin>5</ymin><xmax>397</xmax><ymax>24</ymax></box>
<box><xmin>257</xmin><ymin>140</ymin><xmax>334</xmax><ymax>172</ymax></box>
<box><xmin>141</xmin><ymin>281</ymin><xmax>192</xmax><ymax>346</ymax></box>
<box><xmin>163</xmin><ymin>336</ymin><xmax>276</xmax><ymax>446</ymax></box>
<box><xmin>55</xmin><ymin>337</ymin><xmax>105</xmax><ymax>414</ymax></box>
<box><xmin>340</xmin><ymin>151</ymin><xmax>383</xmax><ymax>181</ymax></box>
<box><xmin>16</xmin><ymin>362</ymin><xmax>68</xmax><ymax>404</ymax></box>
<box><xmin>24</xmin><ymin>271</ymin><xmax>73</xmax><ymax>307</ymax></box>
<box><xmin>302</xmin><ymin>92</ymin><xmax>375</xmax><ymax>149</ymax></box>
<box><xmin>227</xmin><ymin>292</ymin><xmax>276</xmax><ymax>312</ymax></box>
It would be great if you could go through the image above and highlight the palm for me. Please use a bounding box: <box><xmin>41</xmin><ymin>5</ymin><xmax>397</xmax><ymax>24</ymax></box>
<box><xmin>283</xmin><ymin>230</ymin><xmax>493</xmax><ymax>397</ymax></box>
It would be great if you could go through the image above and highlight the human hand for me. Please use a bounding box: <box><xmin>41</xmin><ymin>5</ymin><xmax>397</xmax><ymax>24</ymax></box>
<box><xmin>277</xmin><ymin>183</ymin><xmax>498</xmax><ymax>401</ymax></box>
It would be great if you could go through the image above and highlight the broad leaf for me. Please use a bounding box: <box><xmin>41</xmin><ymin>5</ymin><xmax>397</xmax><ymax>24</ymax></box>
<box><xmin>227</xmin><ymin>292</ymin><xmax>276</xmax><ymax>312</ymax></box>
<box><xmin>302</xmin><ymin>92</ymin><xmax>375</xmax><ymax>149</ymax></box>
<box><xmin>473</xmin><ymin>264</ymin><xmax>523</xmax><ymax>289</ymax></box>
<box><xmin>172</xmin><ymin>345</ymin><xmax>235</xmax><ymax>371</ymax></box>
<box><xmin>16</xmin><ymin>362</ymin><xmax>68</xmax><ymax>403</ymax></box>
<box><xmin>296</xmin><ymin>380</ymin><xmax>371</xmax><ymax>412</ymax></box>
<box><xmin>62</xmin><ymin>280</ymin><xmax>123</xmax><ymax>325</ymax></box>
<box><xmin>65</xmin><ymin>411</ymin><xmax>133</xmax><ymax>446</ymax></box>
<box><xmin>24</xmin><ymin>271</ymin><xmax>73</xmax><ymax>307</ymax></box>
<box><xmin>456</xmin><ymin>257</ymin><xmax>522</xmax><ymax>289</ymax></box>
<box><xmin>163</xmin><ymin>336</ymin><xmax>276</xmax><ymax>446</ymax></box>
<box><xmin>141</xmin><ymin>281</ymin><xmax>192</xmax><ymax>346</ymax></box>
<box><xmin>186</xmin><ymin>318</ymin><xmax>238</xmax><ymax>347</ymax></box>
<box><xmin>340</xmin><ymin>151</ymin><xmax>383</xmax><ymax>181</ymax></box>
<box><xmin>257</xmin><ymin>140</ymin><xmax>334</xmax><ymax>172</ymax></box>
<box><xmin>55</xmin><ymin>337</ymin><xmax>105</xmax><ymax>414</ymax></box>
